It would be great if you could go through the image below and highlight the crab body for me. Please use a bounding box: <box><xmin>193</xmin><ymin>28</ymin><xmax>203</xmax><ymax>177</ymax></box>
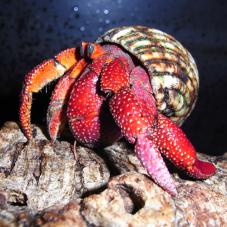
<box><xmin>19</xmin><ymin>26</ymin><xmax>216</xmax><ymax>196</ymax></box>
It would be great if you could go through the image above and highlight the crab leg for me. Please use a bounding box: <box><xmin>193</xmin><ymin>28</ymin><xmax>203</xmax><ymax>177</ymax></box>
<box><xmin>135</xmin><ymin>134</ymin><xmax>177</xmax><ymax>195</ymax></box>
<box><xmin>20</xmin><ymin>43</ymin><xmax>106</xmax><ymax>140</ymax></box>
<box><xmin>101</xmin><ymin>62</ymin><xmax>176</xmax><ymax>194</ymax></box>
<box><xmin>109</xmin><ymin>87</ymin><xmax>177</xmax><ymax>195</ymax></box>
<box><xmin>47</xmin><ymin>48</ymin><xmax>114</xmax><ymax>142</ymax></box>
<box><xmin>19</xmin><ymin>48</ymin><xmax>81</xmax><ymax>139</ymax></box>
<box><xmin>47</xmin><ymin>60</ymin><xmax>88</xmax><ymax>141</ymax></box>
<box><xmin>152</xmin><ymin>113</ymin><xmax>216</xmax><ymax>179</ymax></box>
<box><xmin>130</xmin><ymin>67</ymin><xmax>216</xmax><ymax>178</ymax></box>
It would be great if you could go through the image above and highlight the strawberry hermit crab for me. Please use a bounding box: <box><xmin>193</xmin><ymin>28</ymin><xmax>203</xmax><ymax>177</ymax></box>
<box><xmin>19</xmin><ymin>26</ymin><xmax>216</xmax><ymax>195</ymax></box>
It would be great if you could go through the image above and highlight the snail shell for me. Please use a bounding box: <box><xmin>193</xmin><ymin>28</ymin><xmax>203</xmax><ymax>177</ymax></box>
<box><xmin>97</xmin><ymin>26</ymin><xmax>199</xmax><ymax>126</ymax></box>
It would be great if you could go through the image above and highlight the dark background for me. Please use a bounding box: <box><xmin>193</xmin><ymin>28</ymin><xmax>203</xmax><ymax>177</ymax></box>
<box><xmin>0</xmin><ymin>0</ymin><xmax>227</xmax><ymax>155</ymax></box>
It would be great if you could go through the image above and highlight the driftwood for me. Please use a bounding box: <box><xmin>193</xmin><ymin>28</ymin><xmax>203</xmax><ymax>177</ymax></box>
<box><xmin>0</xmin><ymin>122</ymin><xmax>226</xmax><ymax>226</ymax></box>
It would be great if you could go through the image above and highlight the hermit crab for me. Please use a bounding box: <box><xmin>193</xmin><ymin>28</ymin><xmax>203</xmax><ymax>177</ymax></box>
<box><xmin>19</xmin><ymin>26</ymin><xmax>216</xmax><ymax>195</ymax></box>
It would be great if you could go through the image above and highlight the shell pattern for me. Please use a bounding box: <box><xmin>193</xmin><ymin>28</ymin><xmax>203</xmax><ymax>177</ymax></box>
<box><xmin>97</xmin><ymin>26</ymin><xmax>199</xmax><ymax>126</ymax></box>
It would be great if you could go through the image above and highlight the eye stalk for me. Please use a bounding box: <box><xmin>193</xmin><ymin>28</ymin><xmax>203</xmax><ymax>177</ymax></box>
<box><xmin>79</xmin><ymin>42</ymin><xmax>106</xmax><ymax>60</ymax></box>
<box><xmin>87</xmin><ymin>43</ymin><xmax>95</xmax><ymax>58</ymax></box>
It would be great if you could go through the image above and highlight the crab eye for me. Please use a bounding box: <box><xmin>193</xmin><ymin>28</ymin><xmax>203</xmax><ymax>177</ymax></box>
<box><xmin>79</xmin><ymin>43</ymin><xmax>85</xmax><ymax>57</ymax></box>
<box><xmin>87</xmin><ymin>43</ymin><xmax>94</xmax><ymax>58</ymax></box>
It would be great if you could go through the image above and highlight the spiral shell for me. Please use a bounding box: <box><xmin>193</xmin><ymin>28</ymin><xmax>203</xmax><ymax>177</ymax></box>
<box><xmin>97</xmin><ymin>26</ymin><xmax>199</xmax><ymax>126</ymax></box>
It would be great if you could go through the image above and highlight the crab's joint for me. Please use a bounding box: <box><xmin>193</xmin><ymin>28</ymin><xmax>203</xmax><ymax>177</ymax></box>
<box><xmin>69</xmin><ymin>59</ymin><xmax>87</xmax><ymax>79</ymax></box>
<box><xmin>101</xmin><ymin>58</ymin><xmax>130</xmax><ymax>94</ymax></box>
<box><xmin>55</xmin><ymin>48</ymin><xmax>79</xmax><ymax>69</ymax></box>
<box><xmin>53</xmin><ymin>58</ymin><xmax>67</xmax><ymax>73</ymax></box>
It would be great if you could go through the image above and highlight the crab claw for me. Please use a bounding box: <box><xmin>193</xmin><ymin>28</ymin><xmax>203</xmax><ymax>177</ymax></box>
<box><xmin>67</xmin><ymin>70</ymin><xmax>104</xmax><ymax>146</ymax></box>
<box><xmin>152</xmin><ymin>113</ymin><xmax>216</xmax><ymax>179</ymax></box>
<box><xmin>67</xmin><ymin>68</ymin><xmax>121</xmax><ymax>147</ymax></box>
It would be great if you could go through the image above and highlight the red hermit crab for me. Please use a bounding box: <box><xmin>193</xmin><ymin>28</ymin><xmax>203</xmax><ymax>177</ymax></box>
<box><xmin>19</xmin><ymin>26</ymin><xmax>216</xmax><ymax>196</ymax></box>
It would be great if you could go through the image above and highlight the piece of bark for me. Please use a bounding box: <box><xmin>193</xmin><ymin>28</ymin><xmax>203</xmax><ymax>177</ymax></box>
<box><xmin>82</xmin><ymin>172</ymin><xmax>175</xmax><ymax>227</ymax></box>
<box><xmin>174</xmin><ymin>152</ymin><xmax>227</xmax><ymax>226</ymax></box>
<box><xmin>0</xmin><ymin>122</ymin><xmax>110</xmax><ymax>211</ymax></box>
<box><xmin>103</xmin><ymin>142</ymin><xmax>147</xmax><ymax>175</ymax></box>
<box><xmin>104</xmin><ymin>143</ymin><xmax>227</xmax><ymax>226</ymax></box>
<box><xmin>34</xmin><ymin>200</ymin><xmax>86</xmax><ymax>227</ymax></box>
<box><xmin>0</xmin><ymin>122</ymin><xmax>226</xmax><ymax>226</ymax></box>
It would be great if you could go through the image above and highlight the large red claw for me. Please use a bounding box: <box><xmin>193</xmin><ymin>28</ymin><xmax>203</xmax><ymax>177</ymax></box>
<box><xmin>152</xmin><ymin>113</ymin><xmax>216</xmax><ymax>178</ymax></box>
<box><xmin>67</xmin><ymin>69</ymin><xmax>121</xmax><ymax>147</ymax></box>
<box><xmin>67</xmin><ymin>71</ymin><xmax>103</xmax><ymax>146</ymax></box>
<box><xmin>47</xmin><ymin>44</ymin><xmax>107</xmax><ymax>141</ymax></box>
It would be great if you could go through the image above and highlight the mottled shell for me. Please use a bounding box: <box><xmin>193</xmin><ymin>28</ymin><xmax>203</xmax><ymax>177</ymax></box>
<box><xmin>97</xmin><ymin>26</ymin><xmax>199</xmax><ymax>126</ymax></box>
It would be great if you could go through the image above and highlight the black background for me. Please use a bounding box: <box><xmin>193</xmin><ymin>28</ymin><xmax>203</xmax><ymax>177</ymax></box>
<box><xmin>0</xmin><ymin>0</ymin><xmax>227</xmax><ymax>155</ymax></box>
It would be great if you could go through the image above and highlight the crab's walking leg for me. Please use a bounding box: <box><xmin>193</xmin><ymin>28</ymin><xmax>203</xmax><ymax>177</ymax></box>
<box><xmin>129</xmin><ymin>67</ymin><xmax>216</xmax><ymax>179</ymax></box>
<box><xmin>136</xmin><ymin>135</ymin><xmax>177</xmax><ymax>195</ymax></box>
<box><xmin>109</xmin><ymin>88</ymin><xmax>177</xmax><ymax>195</ymax></box>
<box><xmin>152</xmin><ymin>114</ymin><xmax>216</xmax><ymax>179</ymax></box>
<box><xmin>100</xmin><ymin>61</ymin><xmax>177</xmax><ymax>194</ymax></box>
<box><xmin>47</xmin><ymin>60</ymin><xmax>88</xmax><ymax>141</ymax></box>
<box><xmin>19</xmin><ymin>48</ymin><xmax>81</xmax><ymax>139</ymax></box>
